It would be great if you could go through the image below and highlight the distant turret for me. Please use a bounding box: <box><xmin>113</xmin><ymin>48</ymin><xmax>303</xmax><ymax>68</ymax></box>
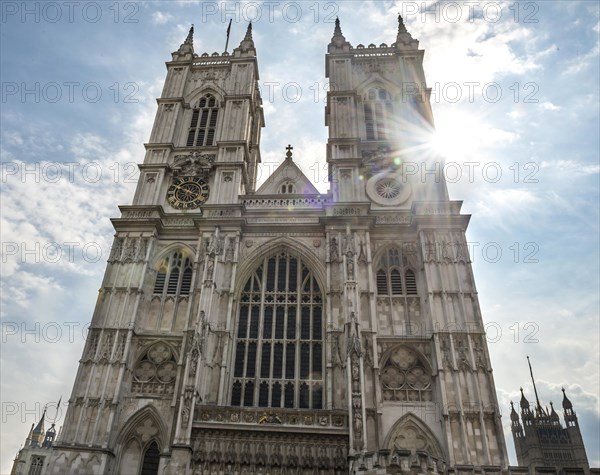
<box><xmin>510</xmin><ymin>360</ymin><xmax>591</xmax><ymax>474</ymax></box>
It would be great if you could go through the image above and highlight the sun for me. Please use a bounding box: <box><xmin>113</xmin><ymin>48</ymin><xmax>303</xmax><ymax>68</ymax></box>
<box><xmin>430</xmin><ymin>108</ymin><xmax>497</xmax><ymax>163</ymax></box>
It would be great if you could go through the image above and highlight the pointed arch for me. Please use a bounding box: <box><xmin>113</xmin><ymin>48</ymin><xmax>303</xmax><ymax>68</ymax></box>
<box><xmin>373</xmin><ymin>245</ymin><xmax>420</xmax><ymax>297</ymax></box>
<box><xmin>185</xmin><ymin>85</ymin><xmax>226</xmax><ymax>107</ymax></box>
<box><xmin>131</xmin><ymin>341</ymin><xmax>180</xmax><ymax>396</ymax></box>
<box><xmin>235</xmin><ymin>236</ymin><xmax>326</xmax><ymax>296</ymax></box>
<box><xmin>384</xmin><ymin>413</ymin><xmax>446</xmax><ymax>460</ymax></box>
<box><xmin>231</xmin><ymin>239</ymin><xmax>326</xmax><ymax>410</ymax></box>
<box><xmin>379</xmin><ymin>344</ymin><xmax>433</xmax><ymax>403</ymax></box>
<box><xmin>150</xmin><ymin>243</ymin><xmax>196</xmax><ymax>273</ymax></box>
<box><xmin>149</xmin><ymin>244</ymin><xmax>196</xmax><ymax>300</ymax></box>
<box><xmin>355</xmin><ymin>75</ymin><xmax>400</xmax><ymax>101</ymax></box>
<box><xmin>115</xmin><ymin>406</ymin><xmax>167</xmax><ymax>475</ymax></box>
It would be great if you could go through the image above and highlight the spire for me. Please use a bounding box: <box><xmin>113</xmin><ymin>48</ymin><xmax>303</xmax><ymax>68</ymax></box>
<box><xmin>510</xmin><ymin>401</ymin><xmax>520</xmax><ymax>421</ymax></box>
<box><xmin>234</xmin><ymin>21</ymin><xmax>255</xmax><ymax>55</ymax></box>
<box><xmin>549</xmin><ymin>402</ymin><xmax>560</xmax><ymax>421</ymax></box>
<box><xmin>30</xmin><ymin>409</ymin><xmax>46</xmax><ymax>447</ymax></box>
<box><xmin>328</xmin><ymin>16</ymin><xmax>351</xmax><ymax>52</ymax></box>
<box><xmin>185</xmin><ymin>24</ymin><xmax>194</xmax><ymax>45</ymax></box>
<box><xmin>173</xmin><ymin>24</ymin><xmax>195</xmax><ymax>58</ymax></box>
<box><xmin>397</xmin><ymin>14</ymin><xmax>407</xmax><ymax>34</ymax></box>
<box><xmin>562</xmin><ymin>387</ymin><xmax>573</xmax><ymax>410</ymax></box>
<box><xmin>519</xmin><ymin>387</ymin><xmax>530</xmax><ymax>409</ymax></box>
<box><xmin>527</xmin><ymin>356</ymin><xmax>543</xmax><ymax>413</ymax></box>
<box><xmin>25</xmin><ymin>423</ymin><xmax>34</xmax><ymax>447</ymax></box>
<box><xmin>333</xmin><ymin>16</ymin><xmax>343</xmax><ymax>36</ymax></box>
<box><xmin>244</xmin><ymin>22</ymin><xmax>253</xmax><ymax>41</ymax></box>
<box><xmin>395</xmin><ymin>13</ymin><xmax>419</xmax><ymax>50</ymax></box>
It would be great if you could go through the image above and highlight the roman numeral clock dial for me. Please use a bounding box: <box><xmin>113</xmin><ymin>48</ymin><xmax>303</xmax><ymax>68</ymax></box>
<box><xmin>166</xmin><ymin>176</ymin><xmax>209</xmax><ymax>210</ymax></box>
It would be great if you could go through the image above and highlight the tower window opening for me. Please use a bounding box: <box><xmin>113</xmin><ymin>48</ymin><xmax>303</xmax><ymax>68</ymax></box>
<box><xmin>376</xmin><ymin>248</ymin><xmax>418</xmax><ymax>297</ymax></box>
<box><xmin>364</xmin><ymin>87</ymin><xmax>393</xmax><ymax>140</ymax></box>
<box><xmin>280</xmin><ymin>182</ymin><xmax>295</xmax><ymax>194</ymax></box>
<box><xmin>187</xmin><ymin>94</ymin><xmax>219</xmax><ymax>147</ymax></box>
<box><xmin>153</xmin><ymin>252</ymin><xmax>194</xmax><ymax>298</ymax></box>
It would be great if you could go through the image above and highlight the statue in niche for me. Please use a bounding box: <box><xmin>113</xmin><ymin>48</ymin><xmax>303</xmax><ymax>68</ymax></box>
<box><xmin>330</xmin><ymin>237</ymin><xmax>339</xmax><ymax>262</ymax></box>
<box><xmin>346</xmin><ymin>258</ymin><xmax>355</xmax><ymax>280</ymax></box>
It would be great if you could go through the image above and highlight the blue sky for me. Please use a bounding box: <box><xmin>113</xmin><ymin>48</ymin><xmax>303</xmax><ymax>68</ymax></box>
<box><xmin>1</xmin><ymin>0</ymin><xmax>598</xmax><ymax>471</ymax></box>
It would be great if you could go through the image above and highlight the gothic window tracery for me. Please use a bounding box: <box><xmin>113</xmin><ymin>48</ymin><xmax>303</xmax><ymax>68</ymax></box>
<box><xmin>153</xmin><ymin>251</ymin><xmax>193</xmax><ymax>297</ymax></box>
<box><xmin>375</xmin><ymin>248</ymin><xmax>418</xmax><ymax>296</ymax></box>
<box><xmin>132</xmin><ymin>342</ymin><xmax>178</xmax><ymax>395</ymax></box>
<box><xmin>364</xmin><ymin>87</ymin><xmax>393</xmax><ymax>140</ymax></box>
<box><xmin>187</xmin><ymin>94</ymin><xmax>219</xmax><ymax>147</ymax></box>
<box><xmin>28</xmin><ymin>456</ymin><xmax>44</xmax><ymax>475</ymax></box>
<box><xmin>381</xmin><ymin>346</ymin><xmax>432</xmax><ymax>402</ymax></box>
<box><xmin>231</xmin><ymin>252</ymin><xmax>324</xmax><ymax>409</ymax></box>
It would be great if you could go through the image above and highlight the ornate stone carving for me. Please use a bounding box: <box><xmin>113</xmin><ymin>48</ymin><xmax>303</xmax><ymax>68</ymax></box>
<box><xmin>329</xmin><ymin>237</ymin><xmax>339</xmax><ymax>262</ymax></box>
<box><xmin>172</xmin><ymin>152</ymin><xmax>215</xmax><ymax>178</ymax></box>
<box><xmin>381</xmin><ymin>346</ymin><xmax>432</xmax><ymax>402</ymax></box>
<box><xmin>131</xmin><ymin>342</ymin><xmax>178</xmax><ymax>396</ymax></box>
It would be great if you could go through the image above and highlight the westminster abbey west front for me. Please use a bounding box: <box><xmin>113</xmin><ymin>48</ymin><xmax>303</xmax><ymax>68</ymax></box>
<box><xmin>10</xmin><ymin>14</ymin><xmax>595</xmax><ymax>475</ymax></box>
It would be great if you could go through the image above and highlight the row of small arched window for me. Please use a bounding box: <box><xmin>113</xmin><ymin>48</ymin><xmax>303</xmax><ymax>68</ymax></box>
<box><xmin>151</xmin><ymin>249</ymin><xmax>417</xmax><ymax>298</ymax></box>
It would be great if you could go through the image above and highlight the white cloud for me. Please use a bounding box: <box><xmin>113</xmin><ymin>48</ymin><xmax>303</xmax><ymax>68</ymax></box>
<box><xmin>539</xmin><ymin>101</ymin><xmax>561</xmax><ymax>111</ymax></box>
<box><xmin>152</xmin><ymin>11</ymin><xmax>173</xmax><ymax>25</ymax></box>
<box><xmin>563</xmin><ymin>43</ymin><xmax>600</xmax><ymax>75</ymax></box>
<box><xmin>541</xmin><ymin>159</ymin><xmax>600</xmax><ymax>176</ymax></box>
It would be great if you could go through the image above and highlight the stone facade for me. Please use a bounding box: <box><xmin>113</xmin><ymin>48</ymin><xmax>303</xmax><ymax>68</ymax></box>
<box><xmin>10</xmin><ymin>16</ymin><xmax>595</xmax><ymax>475</ymax></box>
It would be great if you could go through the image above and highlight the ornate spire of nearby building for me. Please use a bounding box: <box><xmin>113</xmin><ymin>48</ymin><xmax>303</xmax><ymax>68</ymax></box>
<box><xmin>549</xmin><ymin>402</ymin><xmax>560</xmax><ymax>422</ymax></box>
<box><xmin>562</xmin><ymin>387</ymin><xmax>574</xmax><ymax>410</ymax></box>
<box><xmin>519</xmin><ymin>387</ymin><xmax>530</xmax><ymax>409</ymax></box>
<box><xmin>510</xmin><ymin>401</ymin><xmax>520</xmax><ymax>421</ymax></box>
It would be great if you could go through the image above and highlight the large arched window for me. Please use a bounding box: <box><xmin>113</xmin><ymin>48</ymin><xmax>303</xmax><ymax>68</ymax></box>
<box><xmin>231</xmin><ymin>252</ymin><xmax>324</xmax><ymax>409</ymax></box>
<box><xmin>186</xmin><ymin>94</ymin><xmax>219</xmax><ymax>147</ymax></box>
<box><xmin>364</xmin><ymin>87</ymin><xmax>393</xmax><ymax>140</ymax></box>
<box><xmin>153</xmin><ymin>252</ymin><xmax>193</xmax><ymax>297</ymax></box>
<box><xmin>376</xmin><ymin>248</ymin><xmax>418</xmax><ymax>296</ymax></box>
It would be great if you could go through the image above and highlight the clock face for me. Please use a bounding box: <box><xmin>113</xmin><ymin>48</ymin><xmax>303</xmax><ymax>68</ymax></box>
<box><xmin>167</xmin><ymin>176</ymin><xmax>209</xmax><ymax>210</ymax></box>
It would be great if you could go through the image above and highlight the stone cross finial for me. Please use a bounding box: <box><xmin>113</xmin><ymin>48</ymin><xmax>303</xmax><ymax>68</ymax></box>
<box><xmin>285</xmin><ymin>144</ymin><xmax>293</xmax><ymax>159</ymax></box>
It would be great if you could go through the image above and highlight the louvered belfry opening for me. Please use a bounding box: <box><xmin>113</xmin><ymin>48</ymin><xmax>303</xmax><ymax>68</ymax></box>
<box><xmin>376</xmin><ymin>248</ymin><xmax>418</xmax><ymax>297</ymax></box>
<box><xmin>153</xmin><ymin>252</ymin><xmax>193</xmax><ymax>297</ymax></box>
<box><xmin>187</xmin><ymin>94</ymin><xmax>219</xmax><ymax>147</ymax></box>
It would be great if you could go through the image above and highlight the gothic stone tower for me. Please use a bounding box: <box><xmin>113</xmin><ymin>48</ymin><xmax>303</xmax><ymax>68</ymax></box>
<box><xmin>324</xmin><ymin>16</ymin><xmax>509</xmax><ymax>470</ymax></box>
<box><xmin>510</xmin><ymin>362</ymin><xmax>590</xmax><ymax>474</ymax></box>
<box><xmin>14</xmin><ymin>17</ymin><xmax>511</xmax><ymax>475</ymax></box>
